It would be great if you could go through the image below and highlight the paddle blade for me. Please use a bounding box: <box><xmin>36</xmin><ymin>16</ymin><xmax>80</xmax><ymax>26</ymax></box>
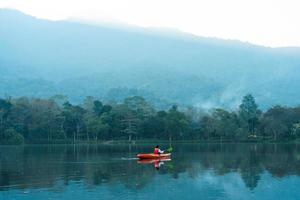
<box><xmin>166</xmin><ymin>146</ymin><xmax>173</xmax><ymax>152</ymax></box>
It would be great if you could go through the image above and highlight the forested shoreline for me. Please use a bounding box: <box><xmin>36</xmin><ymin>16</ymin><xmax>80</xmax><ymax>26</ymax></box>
<box><xmin>1</xmin><ymin>94</ymin><xmax>300</xmax><ymax>144</ymax></box>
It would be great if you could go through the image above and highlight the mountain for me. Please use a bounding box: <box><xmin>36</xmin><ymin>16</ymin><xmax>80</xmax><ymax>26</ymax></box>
<box><xmin>1</xmin><ymin>9</ymin><xmax>300</xmax><ymax>109</ymax></box>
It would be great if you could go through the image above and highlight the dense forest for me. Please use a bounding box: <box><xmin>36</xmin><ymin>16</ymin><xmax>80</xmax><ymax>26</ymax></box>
<box><xmin>1</xmin><ymin>94</ymin><xmax>300</xmax><ymax>144</ymax></box>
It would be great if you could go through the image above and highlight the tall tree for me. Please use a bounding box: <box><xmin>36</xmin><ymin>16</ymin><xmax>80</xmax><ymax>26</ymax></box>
<box><xmin>62</xmin><ymin>102</ymin><xmax>85</xmax><ymax>143</ymax></box>
<box><xmin>239</xmin><ymin>94</ymin><xmax>260</xmax><ymax>136</ymax></box>
<box><xmin>93</xmin><ymin>100</ymin><xmax>104</xmax><ymax>116</ymax></box>
<box><xmin>0</xmin><ymin>99</ymin><xmax>12</xmax><ymax>135</ymax></box>
<box><xmin>165</xmin><ymin>105</ymin><xmax>189</xmax><ymax>141</ymax></box>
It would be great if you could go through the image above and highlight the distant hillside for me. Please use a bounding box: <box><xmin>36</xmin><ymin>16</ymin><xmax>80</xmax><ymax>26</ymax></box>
<box><xmin>1</xmin><ymin>9</ymin><xmax>300</xmax><ymax>109</ymax></box>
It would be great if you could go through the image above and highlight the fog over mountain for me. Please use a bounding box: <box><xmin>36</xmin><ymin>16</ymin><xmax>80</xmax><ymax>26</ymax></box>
<box><xmin>1</xmin><ymin>9</ymin><xmax>300</xmax><ymax>109</ymax></box>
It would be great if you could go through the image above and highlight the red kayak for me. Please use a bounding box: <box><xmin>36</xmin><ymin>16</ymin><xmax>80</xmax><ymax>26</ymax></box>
<box><xmin>137</xmin><ymin>153</ymin><xmax>171</xmax><ymax>159</ymax></box>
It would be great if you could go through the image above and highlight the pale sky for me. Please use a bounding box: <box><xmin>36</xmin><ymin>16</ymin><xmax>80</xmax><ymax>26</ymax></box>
<box><xmin>1</xmin><ymin>0</ymin><xmax>300</xmax><ymax>47</ymax></box>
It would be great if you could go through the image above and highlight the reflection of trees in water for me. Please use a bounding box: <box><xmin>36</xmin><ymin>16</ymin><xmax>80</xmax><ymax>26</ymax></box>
<box><xmin>174</xmin><ymin>143</ymin><xmax>300</xmax><ymax>190</ymax></box>
<box><xmin>241</xmin><ymin>167</ymin><xmax>261</xmax><ymax>190</ymax></box>
<box><xmin>1</xmin><ymin>144</ymin><xmax>300</xmax><ymax>191</ymax></box>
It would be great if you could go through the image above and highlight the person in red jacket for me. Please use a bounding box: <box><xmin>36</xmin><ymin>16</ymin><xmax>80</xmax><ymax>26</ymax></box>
<box><xmin>154</xmin><ymin>145</ymin><xmax>164</xmax><ymax>155</ymax></box>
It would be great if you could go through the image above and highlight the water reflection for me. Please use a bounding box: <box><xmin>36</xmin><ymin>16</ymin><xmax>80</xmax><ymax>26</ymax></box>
<box><xmin>0</xmin><ymin>144</ymin><xmax>300</xmax><ymax>199</ymax></box>
<box><xmin>137</xmin><ymin>158</ymin><xmax>172</xmax><ymax>170</ymax></box>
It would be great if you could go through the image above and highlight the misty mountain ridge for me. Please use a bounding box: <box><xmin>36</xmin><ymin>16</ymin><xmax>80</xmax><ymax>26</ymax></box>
<box><xmin>1</xmin><ymin>9</ymin><xmax>300</xmax><ymax>109</ymax></box>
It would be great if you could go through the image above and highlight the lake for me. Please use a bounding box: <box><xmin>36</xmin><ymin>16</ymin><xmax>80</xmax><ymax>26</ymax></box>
<box><xmin>1</xmin><ymin>143</ymin><xmax>300</xmax><ymax>200</ymax></box>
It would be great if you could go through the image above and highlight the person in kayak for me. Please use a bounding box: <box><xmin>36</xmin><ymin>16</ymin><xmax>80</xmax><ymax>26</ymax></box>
<box><xmin>154</xmin><ymin>145</ymin><xmax>164</xmax><ymax>155</ymax></box>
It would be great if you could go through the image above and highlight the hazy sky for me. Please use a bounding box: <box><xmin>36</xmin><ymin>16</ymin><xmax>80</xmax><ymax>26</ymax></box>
<box><xmin>1</xmin><ymin>0</ymin><xmax>299</xmax><ymax>47</ymax></box>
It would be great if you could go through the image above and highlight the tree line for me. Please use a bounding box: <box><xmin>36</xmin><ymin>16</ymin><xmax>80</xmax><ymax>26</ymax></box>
<box><xmin>1</xmin><ymin>94</ymin><xmax>300</xmax><ymax>144</ymax></box>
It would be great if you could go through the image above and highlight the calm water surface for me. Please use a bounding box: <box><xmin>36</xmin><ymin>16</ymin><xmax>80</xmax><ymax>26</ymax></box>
<box><xmin>1</xmin><ymin>143</ymin><xmax>300</xmax><ymax>200</ymax></box>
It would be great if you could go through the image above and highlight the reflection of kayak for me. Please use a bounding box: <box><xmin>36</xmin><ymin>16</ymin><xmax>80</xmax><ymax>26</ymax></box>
<box><xmin>137</xmin><ymin>153</ymin><xmax>171</xmax><ymax>159</ymax></box>
<box><xmin>138</xmin><ymin>158</ymin><xmax>171</xmax><ymax>164</ymax></box>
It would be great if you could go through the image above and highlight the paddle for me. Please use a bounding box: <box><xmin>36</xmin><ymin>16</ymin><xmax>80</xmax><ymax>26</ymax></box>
<box><xmin>165</xmin><ymin>146</ymin><xmax>173</xmax><ymax>153</ymax></box>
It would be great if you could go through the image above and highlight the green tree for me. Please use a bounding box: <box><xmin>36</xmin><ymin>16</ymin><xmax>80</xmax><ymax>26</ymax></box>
<box><xmin>84</xmin><ymin>115</ymin><xmax>110</xmax><ymax>141</ymax></box>
<box><xmin>212</xmin><ymin>109</ymin><xmax>239</xmax><ymax>141</ymax></box>
<box><xmin>62</xmin><ymin>102</ymin><xmax>86</xmax><ymax>143</ymax></box>
<box><xmin>141</xmin><ymin>111</ymin><xmax>167</xmax><ymax>139</ymax></box>
<box><xmin>0</xmin><ymin>99</ymin><xmax>12</xmax><ymax>134</ymax></box>
<box><xmin>26</xmin><ymin>99</ymin><xmax>62</xmax><ymax>142</ymax></box>
<box><xmin>1</xmin><ymin>128</ymin><xmax>24</xmax><ymax>145</ymax></box>
<box><xmin>239</xmin><ymin>94</ymin><xmax>260</xmax><ymax>136</ymax></box>
<box><xmin>292</xmin><ymin>123</ymin><xmax>300</xmax><ymax>138</ymax></box>
<box><xmin>199</xmin><ymin>115</ymin><xmax>216</xmax><ymax>140</ymax></box>
<box><xmin>93</xmin><ymin>100</ymin><xmax>104</xmax><ymax>116</ymax></box>
<box><xmin>124</xmin><ymin>96</ymin><xmax>155</xmax><ymax>118</ymax></box>
<box><xmin>9</xmin><ymin>97</ymin><xmax>31</xmax><ymax>139</ymax></box>
<box><xmin>260</xmin><ymin>106</ymin><xmax>292</xmax><ymax>140</ymax></box>
<box><xmin>165</xmin><ymin>105</ymin><xmax>189</xmax><ymax>141</ymax></box>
